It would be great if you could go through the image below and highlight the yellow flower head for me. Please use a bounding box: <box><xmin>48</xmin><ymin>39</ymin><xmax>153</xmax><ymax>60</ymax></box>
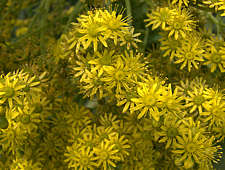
<box><xmin>173</xmin><ymin>132</ymin><xmax>221</xmax><ymax>169</ymax></box>
<box><xmin>93</xmin><ymin>139</ymin><xmax>121</xmax><ymax>170</ymax></box>
<box><xmin>145</xmin><ymin>7</ymin><xmax>176</xmax><ymax>30</ymax></box>
<box><xmin>65</xmin><ymin>144</ymin><xmax>97</xmax><ymax>170</ymax></box>
<box><xmin>131</xmin><ymin>82</ymin><xmax>163</xmax><ymax>120</ymax></box>
<box><xmin>174</xmin><ymin>33</ymin><xmax>204</xmax><ymax>71</ymax></box>
<box><xmin>80</xmin><ymin>67</ymin><xmax>106</xmax><ymax>99</ymax></box>
<box><xmin>158</xmin><ymin>116</ymin><xmax>183</xmax><ymax>149</ymax></box>
<box><xmin>0</xmin><ymin>73</ymin><xmax>25</xmax><ymax>108</ymax></box>
<box><xmin>204</xmin><ymin>44</ymin><xmax>225</xmax><ymax>72</ymax></box>
<box><xmin>71</xmin><ymin>8</ymin><xmax>132</xmax><ymax>53</ymax></box>
<box><xmin>185</xmin><ymin>85</ymin><xmax>208</xmax><ymax>114</ymax></box>
<box><xmin>101</xmin><ymin>58</ymin><xmax>131</xmax><ymax>94</ymax></box>
<box><xmin>159</xmin><ymin>32</ymin><xmax>182</xmax><ymax>61</ymax></box>
<box><xmin>166</xmin><ymin>8</ymin><xmax>196</xmax><ymax>40</ymax></box>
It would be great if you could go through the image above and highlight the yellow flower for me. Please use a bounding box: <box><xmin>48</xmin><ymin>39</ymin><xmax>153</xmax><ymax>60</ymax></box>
<box><xmin>120</xmin><ymin>27</ymin><xmax>141</xmax><ymax>49</ymax></box>
<box><xmin>185</xmin><ymin>86</ymin><xmax>208</xmax><ymax>114</ymax></box>
<box><xmin>99</xmin><ymin>113</ymin><xmax>120</xmax><ymax>130</ymax></box>
<box><xmin>78</xmin><ymin>130</ymin><xmax>97</xmax><ymax>150</ymax></box>
<box><xmin>157</xmin><ymin>116</ymin><xmax>183</xmax><ymax>149</ymax></box>
<box><xmin>28</xmin><ymin>93</ymin><xmax>50</xmax><ymax>115</ymax></box>
<box><xmin>173</xmin><ymin>131</ymin><xmax>220</xmax><ymax>169</ymax></box>
<box><xmin>65</xmin><ymin>145</ymin><xmax>98</xmax><ymax>170</ymax></box>
<box><xmin>122</xmin><ymin>50</ymin><xmax>145</xmax><ymax>82</ymax></box>
<box><xmin>0</xmin><ymin>73</ymin><xmax>25</xmax><ymax>108</ymax></box>
<box><xmin>144</xmin><ymin>7</ymin><xmax>176</xmax><ymax>30</ymax></box>
<box><xmin>0</xmin><ymin>121</ymin><xmax>27</xmax><ymax>155</ymax></box>
<box><xmin>108</xmin><ymin>133</ymin><xmax>130</xmax><ymax>161</ymax></box>
<box><xmin>80</xmin><ymin>67</ymin><xmax>106</xmax><ymax>99</ymax></box>
<box><xmin>71</xmin><ymin>8</ymin><xmax>132</xmax><ymax>53</ymax></box>
<box><xmin>74</xmin><ymin>10</ymin><xmax>108</xmax><ymax>53</ymax></box>
<box><xmin>201</xmin><ymin>99</ymin><xmax>225</xmax><ymax>127</ymax></box>
<box><xmin>17</xmin><ymin>104</ymin><xmax>41</xmax><ymax>134</ymax></box>
<box><xmin>159</xmin><ymin>84</ymin><xmax>184</xmax><ymax>113</ymax></box>
<box><xmin>88</xmin><ymin>49</ymin><xmax>116</xmax><ymax>74</ymax></box>
<box><xmin>93</xmin><ymin>140</ymin><xmax>121</xmax><ymax>170</ymax></box>
<box><xmin>101</xmin><ymin>9</ymin><xmax>130</xmax><ymax>45</ymax></box>
<box><xmin>204</xmin><ymin>45</ymin><xmax>225</xmax><ymax>72</ymax></box>
<box><xmin>131</xmin><ymin>82</ymin><xmax>163</xmax><ymax>120</ymax></box>
<box><xmin>101</xmin><ymin>58</ymin><xmax>131</xmax><ymax>94</ymax></box>
<box><xmin>174</xmin><ymin>34</ymin><xmax>204</xmax><ymax>71</ymax></box>
<box><xmin>165</xmin><ymin>8</ymin><xmax>196</xmax><ymax>40</ymax></box>
<box><xmin>66</xmin><ymin>102</ymin><xmax>92</xmax><ymax>128</ymax></box>
<box><xmin>159</xmin><ymin>32</ymin><xmax>181</xmax><ymax>61</ymax></box>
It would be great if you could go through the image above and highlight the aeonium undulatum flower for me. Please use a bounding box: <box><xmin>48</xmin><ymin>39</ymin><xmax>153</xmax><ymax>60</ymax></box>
<box><xmin>65</xmin><ymin>144</ymin><xmax>98</xmax><ymax>170</ymax></box>
<box><xmin>69</xmin><ymin>7</ymin><xmax>134</xmax><ymax>53</ymax></box>
<box><xmin>101</xmin><ymin>57</ymin><xmax>133</xmax><ymax>94</ymax></box>
<box><xmin>145</xmin><ymin>7</ymin><xmax>196</xmax><ymax>40</ymax></box>
<box><xmin>0</xmin><ymin>70</ymin><xmax>42</xmax><ymax>109</ymax></box>
<box><xmin>0</xmin><ymin>73</ymin><xmax>25</xmax><ymax>108</ymax></box>
<box><xmin>172</xmin><ymin>130</ymin><xmax>222</xmax><ymax>169</ymax></box>
<box><xmin>185</xmin><ymin>85</ymin><xmax>208</xmax><ymax>114</ymax></box>
<box><xmin>159</xmin><ymin>32</ymin><xmax>182</xmax><ymax>61</ymax></box>
<box><xmin>93</xmin><ymin>139</ymin><xmax>121</xmax><ymax>170</ymax></box>
<box><xmin>157</xmin><ymin>115</ymin><xmax>184</xmax><ymax>149</ymax></box>
<box><xmin>204</xmin><ymin>44</ymin><xmax>225</xmax><ymax>72</ymax></box>
<box><xmin>144</xmin><ymin>7</ymin><xmax>176</xmax><ymax>30</ymax></box>
<box><xmin>131</xmin><ymin>81</ymin><xmax>165</xmax><ymax>121</ymax></box>
<box><xmin>174</xmin><ymin>32</ymin><xmax>204</xmax><ymax>72</ymax></box>
<box><xmin>165</xmin><ymin>8</ymin><xmax>196</xmax><ymax>40</ymax></box>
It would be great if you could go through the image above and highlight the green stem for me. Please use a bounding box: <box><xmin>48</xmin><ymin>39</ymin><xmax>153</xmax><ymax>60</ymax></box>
<box><xmin>40</xmin><ymin>0</ymin><xmax>51</xmax><ymax>56</ymax></box>
<box><xmin>125</xmin><ymin>0</ymin><xmax>132</xmax><ymax>25</ymax></box>
<box><xmin>207</xmin><ymin>12</ymin><xmax>220</xmax><ymax>35</ymax></box>
<box><xmin>143</xmin><ymin>28</ymin><xmax>149</xmax><ymax>54</ymax></box>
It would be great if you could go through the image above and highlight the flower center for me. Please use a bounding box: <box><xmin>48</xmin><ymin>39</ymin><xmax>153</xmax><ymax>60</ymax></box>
<box><xmin>185</xmin><ymin>143</ymin><xmax>197</xmax><ymax>153</ymax></box>
<box><xmin>88</xmin><ymin>25</ymin><xmax>100</xmax><ymax>37</ymax></box>
<box><xmin>115</xmin><ymin>70</ymin><xmax>125</xmax><ymax>81</ymax></box>
<box><xmin>173</xmin><ymin>21</ymin><xmax>183</xmax><ymax>30</ymax></box>
<box><xmin>80</xmin><ymin>156</ymin><xmax>90</xmax><ymax>165</ymax></box>
<box><xmin>21</xmin><ymin>115</ymin><xmax>30</xmax><ymax>124</ymax></box>
<box><xmin>193</xmin><ymin>95</ymin><xmax>205</xmax><ymax>105</ymax></box>
<box><xmin>186</xmin><ymin>52</ymin><xmax>194</xmax><ymax>60</ymax></box>
<box><xmin>167</xmin><ymin>127</ymin><xmax>179</xmax><ymax>138</ymax></box>
<box><xmin>100</xmin><ymin>151</ymin><xmax>109</xmax><ymax>161</ymax></box>
<box><xmin>4</xmin><ymin>87</ymin><xmax>15</xmax><ymax>98</ymax></box>
<box><xmin>143</xmin><ymin>95</ymin><xmax>156</xmax><ymax>106</ymax></box>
